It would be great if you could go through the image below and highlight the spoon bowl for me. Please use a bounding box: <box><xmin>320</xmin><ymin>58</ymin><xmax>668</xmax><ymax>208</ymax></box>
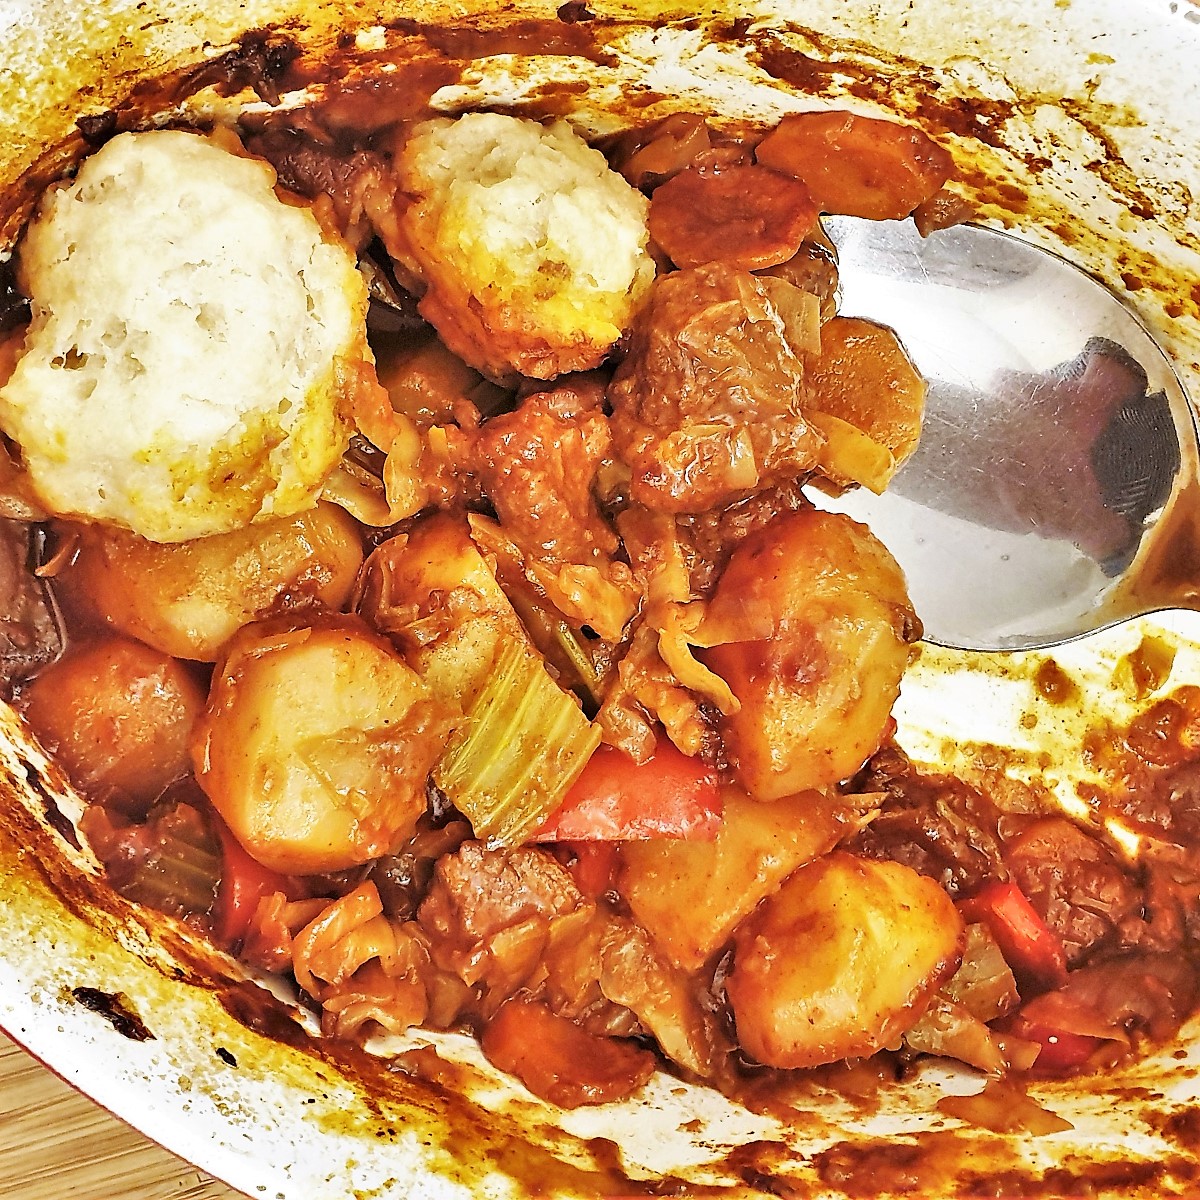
<box><xmin>821</xmin><ymin>215</ymin><xmax>1200</xmax><ymax>652</ymax></box>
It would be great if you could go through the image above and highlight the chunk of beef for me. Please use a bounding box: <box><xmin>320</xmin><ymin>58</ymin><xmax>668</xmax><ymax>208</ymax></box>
<box><xmin>475</xmin><ymin>379</ymin><xmax>615</xmax><ymax>566</ymax></box>
<box><xmin>1108</xmin><ymin>756</ymin><xmax>1200</xmax><ymax>850</ymax></box>
<box><xmin>847</xmin><ymin>745</ymin><xmax>1006</xmax><ymax>898</ymax></box>
<box><xmin>472</xmin><ymin>380</ymin><xmax>636</xmax><ymax>640</ymax></box>
<box><xmin>368</xmin><ymin>814</ymin><xmax>473</xmax><ymax>922</ymax></box>
<box><xmin>419</xmin><ymin>841</ymin><xmax>583</xmax><ymax>945</ymax></box>
<box><xmin>1127</xmin><ymin>843</ymin><xmax>1200</xmax><ymax>955</ymax></box>
<box><xmin>416</xmin><ymin>842</ymin><xmax>585</xmax><ymax>1011</ymax></box>
<box><xmin>0</xmin><ymin>520</ymin><xmax>62</xmax><ymax>695</ymax></box>
<box><xmin>608</xmin><ymin>263</ymin><xmax>823</xmax><ymax>513</ymax></box>
<box><xmin>1002</xmin><ymin>816</ymin><xmax>1144</xmax><ymax>966</ymax></box>
<box><xmin>675</xmin><ymin>478</ymin><xmax>810</xmax><ymax>595</ymax></box>
<box><xmin>245</xmin><ymin>124</ymin><xmax>399</xmax><ymax>250</ymax></box>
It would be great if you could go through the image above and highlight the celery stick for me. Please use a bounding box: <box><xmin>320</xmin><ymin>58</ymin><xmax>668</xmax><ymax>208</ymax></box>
<box><xmin>433</xmin><ymin>638</ymin><xmax>601</xmax><ymax>846</ymax></box>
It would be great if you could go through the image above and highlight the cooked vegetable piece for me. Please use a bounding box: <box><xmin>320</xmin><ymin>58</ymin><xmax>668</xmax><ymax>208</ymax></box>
<box><xmin>539</xmin><ymin>905</ymin><xmax>725</xmax><ymax>1078</ymax></box>
<box><xmin>903</xmin><ymin>995</ymin><xmax>1009</xmax><ymax>1075</ymax></box>
<box><xmin>936</xmin><ymin>1079</ymin><xmax>1074</xmax><ymax>1135</ymax></box>
<box><xmin>212</xmin><ymin>817</ymin><xmax>292</xmax><ymax>947</ymax></box>
<box><xmin>615</xmin><ymin>112</ymin><xmax>713</xmax><ymax>188</ymax></box>
<box><xmin>755</xmin><ymin>111</ymin><xmax>953</xmax><ymax>221</ymax></box>
<box><xmin>805</xmin><ymin>410</ymin><xmax>897</xmax><ymax>494</ymax></box>
<box><xmin>943</xmin><ymin>922</ymin><xmax>1021</xmax><ymax>1020</ymax></box>
<box><xmin>559</xmin><ymin>841</ymin><xmax>622</xmax><ymax>900</ymax></box>
<box><xmin>192</xmin><ymin>616</ymin><xmax>452</xmax><ymax>874</ymax></box>
<box><xmin>358</xmin><ymin>511</ymin><xmax>602</xmax><ymax>846</ymax></box>
<box><xmin>481</xmin><ymin>995</ymin><xmax>657</xmax><ymax>1108</ymax></box>
<box><xmin>80</xmin><ymin>796</ymin><xmax>220</xmax><ymax>919</ymax></box>
<box><xmin>59</xmin><ymin>502</ymin><xmax>363</xmax><ymax>661</ymax></box>
<box><xmin>1007</xmin><ymin>1018</ymin><xmax>1105</xmax><ymax>1073</ymax></box>
<box><xmin>356</xmin><ymin>513</ymin><xmax>530</xmax><ymax>712</ymax></box>
<box><xmin>374</xmin><ymin>331</ymin><xmax>483</xmax><ymax>427</ymax></box>
<box><xmin>21</xmin><ymin>635</ymin><xmax>205</xmax><ymax>807</ymax></box>
<box><xmin>433</xmin><ymin>636</ymin><xmax>601</xmax><ymax>847</ymax></box>
<box><xmin>902</xmin><ymin>923</ymin><xmax>1021</xmax><ymax>1073</ymax></box>
<box><xmin>806</xmin><ymin>315</ymin><xmax>926</xmax><ymax>491</ymax></box>
<box><xmin>1005</xmin><ymin>952</ymin><xmax>1200</xmax><ymax>1075</ymax></box>
<box><xmin>727</xmin><ymin>851</ymin><xmax>964</xmax><ymax>1068</ymax></box>
<box><xmin>700</xmin><ymin>507</ymin><xmax>915</xmax><ymax>799</ymax></box>
<box><xmin>475</xmin><ymin>519</ymin><xmax>614</xmax><ymax>709</ymax></box>
<box><xmin>587</xmin><ymin>913</ymin><xmax>724</xmax><ymax>1078</ymax></box>
<box><xmin>755</xmin><ymin>223</ymin><xmax>839</xmax><ymax>320</ymax></box>
<box><xmin>533</xmin><ymin>739</ymin><xmax>720</xmax><ymax>842</ymax></box>
<box><xmin>620</xmin><ymin>786</ymin><xmax>871</xmax><ymax>971</ymax></box>
<box><xmin>286</xmin><ymin>880</ymin><xmax>438</xmax><ymax>1037</ymax></box>
<box><xmin>647</xmin><ymin>163</ymin><xmax>817</xmax><ymax>271</ymax></box>
<box><xmin>240</xmin><ymin>891</ymin><xmax>330</xmax><ymax>977</ymax></box>
<box><xmin>957</xmin><ymin>880</ymin><xmax>1069</xmax><ymax>994</ymax></box>
<box><xmin>912</xmin><ymin>188</ymin><xmax>976</xmax><ymax>236</ymax></box>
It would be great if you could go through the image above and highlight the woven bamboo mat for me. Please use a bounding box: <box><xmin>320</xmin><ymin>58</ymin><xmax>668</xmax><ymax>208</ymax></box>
<box><xmin>0</xmin><ymin>1031</ymin><xmax>247</xmax><ymax>1199</ymax></box>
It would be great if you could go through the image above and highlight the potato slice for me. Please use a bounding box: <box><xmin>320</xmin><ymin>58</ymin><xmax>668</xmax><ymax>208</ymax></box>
<box><xmin>60</xmin><ymin>502</ymin><xmax>363</xmax><ymax>661</ymax></box>
<box><xmin>700</xmin><ymin>508</ymin><xmax>916</xmax><ymax>800</ymax></box>
<box><xmin>192</xmin><ymin>617</ymin><xmax>452</xmax><ymax>874</ymax></box>
<box><xmin>356</xmin><ymin>513</ymin><xmax>531</xmax><ymax>713</ymax></box>
<box><xmin>21</xmin><ymin>635</ymin><xmax>205</xmax><ymax>808</ymax></box>
<box><xmin>620</xmin><ymin>787</ymin><xmax>870</xmax><ymax>971</ymax></box>
<box><xmin>727</xmin><ymin>851</ymin><xmax>963</xmax><ymax>1068</ymax></box>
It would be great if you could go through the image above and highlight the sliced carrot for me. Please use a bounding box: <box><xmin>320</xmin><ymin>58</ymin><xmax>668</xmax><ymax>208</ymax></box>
<box><xmin>957</xmin><ymin>880</ymin><xmax>1069</xmax><ymax>995</ymax></box>
<box><xmin>648</xmin><ymin>162</ymin><xmax>817</xmax><ymax>271</ymax></box>
<box><xmin>480</xmin><ymin>996</ymin><xmax>657</xmax><ymax>1108</ymax></box>
<box><xmin>755</xmin><ymin>111</ymin><xmax>953</xmax><ymax>221</ymax></box>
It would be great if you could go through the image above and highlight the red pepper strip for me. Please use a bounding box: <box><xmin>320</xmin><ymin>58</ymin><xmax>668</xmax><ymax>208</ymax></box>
<box><xmin>559</xmin><ymin>841</ymin><xmax>622</xmax><ymax>900</ymax></box>
<box><xmin>532</xmin><ymin>740</ymin><xmax>721</xmax><ymax>841</ymax></box>
<box><xmin>212</xmin><ymin>820</ymin><xmax>291</xmax><ymax>948</ymax></box>
<box><xmin>957</xmin><ymin>880</ymin><xmax>1069</xmax><ymax>994</ymax></box>
<box><xmin>1007</xmin><ymin>1016</ymin><xmax>1105</xmax><ymax>1074</ymax></box>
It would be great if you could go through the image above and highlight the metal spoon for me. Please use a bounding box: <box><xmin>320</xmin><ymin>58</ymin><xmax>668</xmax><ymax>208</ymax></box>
<box><xmin>819</xmin><ymin>215</ymin><xmax>1200</xmax><ymax>652</ymax></box>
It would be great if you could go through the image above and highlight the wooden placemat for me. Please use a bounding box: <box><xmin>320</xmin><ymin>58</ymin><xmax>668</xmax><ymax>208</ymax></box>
<box><xmin>0</xmin><ymin>1031</ymin><xmax>247</xmax><ymax>1199</ymax></box>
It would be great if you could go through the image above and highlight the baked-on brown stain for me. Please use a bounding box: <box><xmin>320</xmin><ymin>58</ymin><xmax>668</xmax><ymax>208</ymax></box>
<box><xmin>68</xmin><ymin>986</ymin><xmax>156</xmax><ymax>1042</ymax></box>
<box><xmin>390</xmin><ymin>15</ymin><xmax>616</xmax><ymax>63</ymax></box>
<box><xmin>1033</xmin><ymin>659</ymin><xmax>1080</xmax><ymax>707</ymax></box>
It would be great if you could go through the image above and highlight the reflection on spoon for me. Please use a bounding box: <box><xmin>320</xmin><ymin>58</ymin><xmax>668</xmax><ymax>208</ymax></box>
<box><xmin>819</xmin><ymin>216</ymin><xmax>1199</xmax><ymax>652</ymax></box>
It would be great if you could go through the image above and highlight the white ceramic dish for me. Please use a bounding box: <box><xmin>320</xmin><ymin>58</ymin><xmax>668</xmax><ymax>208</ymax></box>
<box><xmin>1</xmin><ymin>0</ymin><xmax>1199</xmax><ymax>1195</ymax></box>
